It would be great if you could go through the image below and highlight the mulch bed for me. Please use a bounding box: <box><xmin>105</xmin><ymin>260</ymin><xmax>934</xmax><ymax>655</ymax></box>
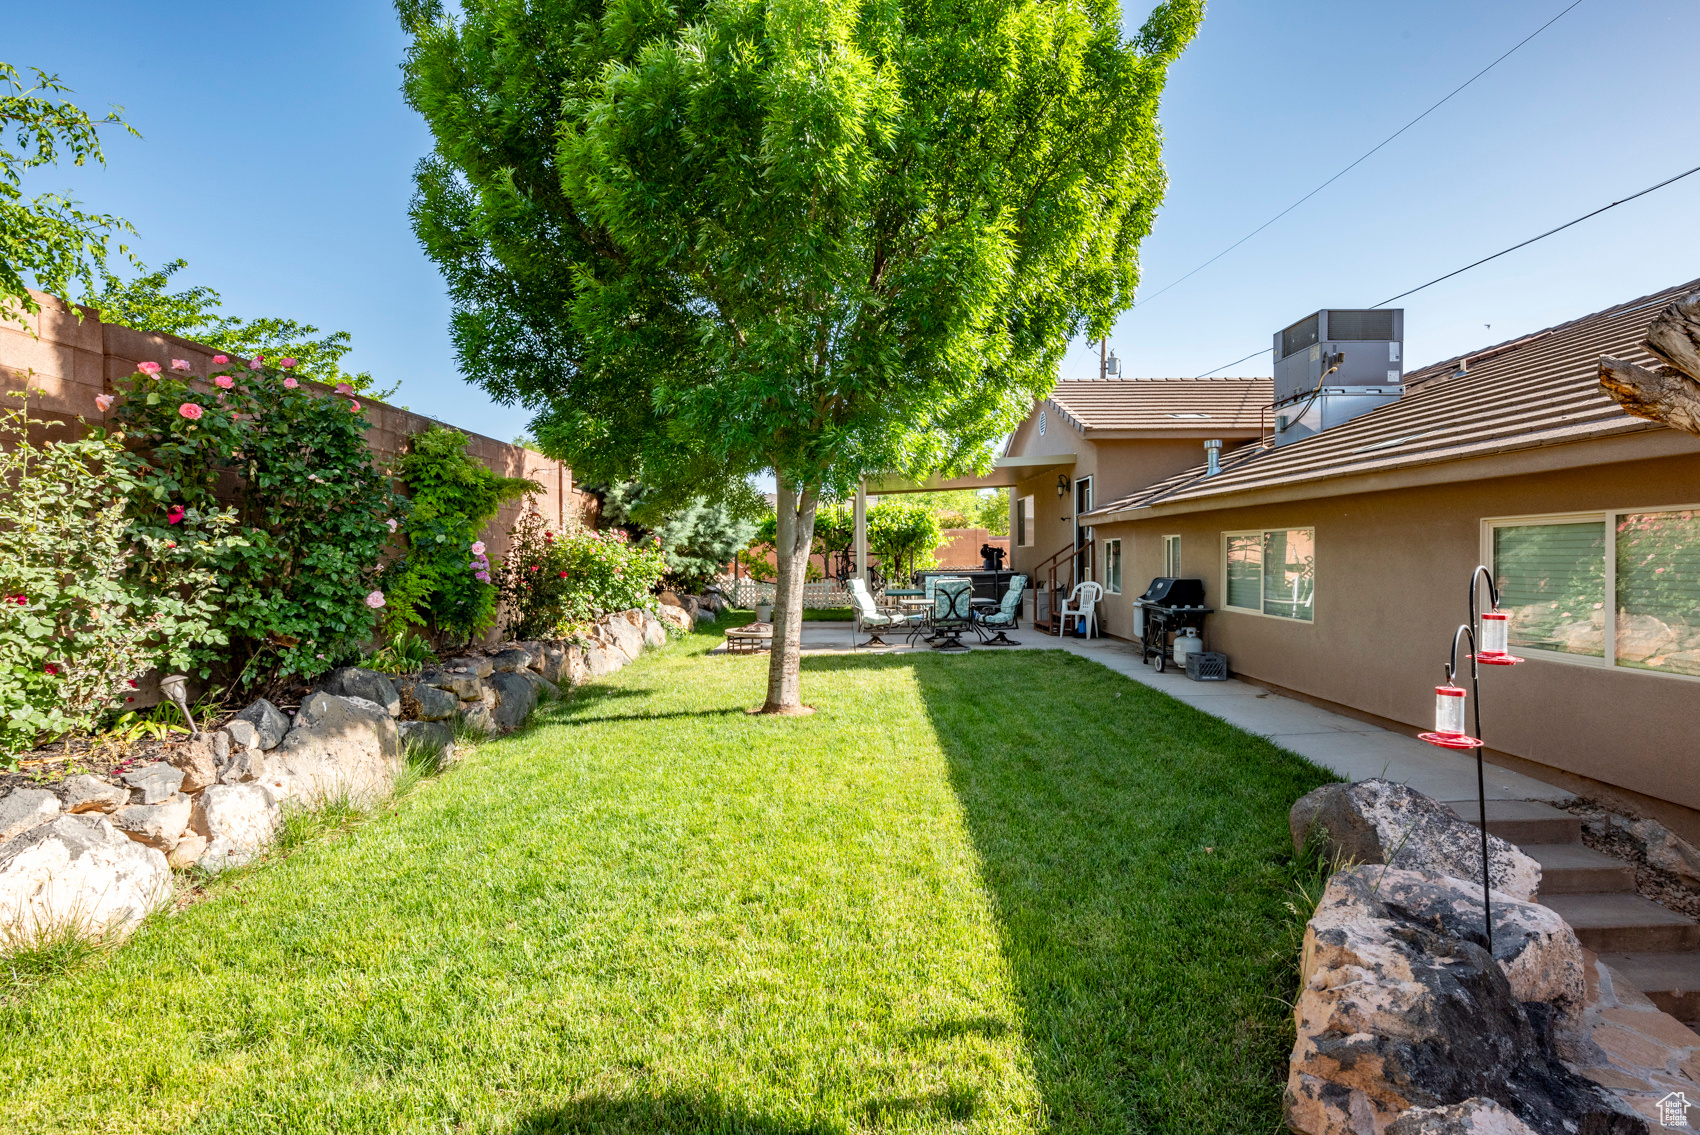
<box><xmin>1559</xmin><ymin>797</ymin><xmax>1700</xmax><ymax>920</ymax></box>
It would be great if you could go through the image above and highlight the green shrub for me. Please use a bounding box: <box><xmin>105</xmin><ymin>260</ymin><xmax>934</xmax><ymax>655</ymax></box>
<box><xmin>0</xmin><ymin>394</ymin><xmax>232</xmax><ymax>761</ymax></box>
<box><xmin>107</xmin><ymin>359</ymin><xmax>405</xmax><ymax>685</ymax></box>
<box><xmin>497</xmin><ymin>510</ymin><xmax>666</xmax><ymax>637</ymax></box>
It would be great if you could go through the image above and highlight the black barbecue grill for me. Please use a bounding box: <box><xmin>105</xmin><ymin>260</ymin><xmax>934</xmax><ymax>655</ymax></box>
<box><xmin>1134</xmin><ymin>577</ymin><xmax>1212</xmax><ymax>672</ymax></box>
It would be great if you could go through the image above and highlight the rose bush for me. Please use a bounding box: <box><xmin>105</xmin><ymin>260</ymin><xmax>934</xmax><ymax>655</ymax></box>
<box><xmin>497</xmin><ymin>509</ymin><xmax>666</xmax><ymax>637</ymax></box>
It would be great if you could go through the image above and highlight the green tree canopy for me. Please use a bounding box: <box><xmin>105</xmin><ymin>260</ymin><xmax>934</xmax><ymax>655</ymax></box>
<box><xmin>594</xmin><ymin>478</ymin><xmax>765</xmax><ymax>593</ymax></box>
<box><xmin>399</xmin><ymin>0</ymin><xmax>1201</xmax><ymax>708</ymax></box>
<box><xmin>1</xmin><ymin>63</ymin><xmax>137</xmax><ymax>321</ymax></box>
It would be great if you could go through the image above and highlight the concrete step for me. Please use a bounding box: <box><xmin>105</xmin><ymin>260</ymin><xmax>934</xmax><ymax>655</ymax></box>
<box><xmin>1597</xmin><ymin>952</ymin><xmax>1700</xmax><ymax>1026</ymax></box>
<box><xmin>1541</xmin><ymin>893</ymin><xmax>1700</xmax><ymax>953</ymax></box>
<box><xmin>1442</xmin><ymin>798</ymin><xmax>1581</xmax><ymax>846</ymax></box>
<box><xmin>1523</xmin><ymin>843</ymin><xmax>1638</xmax><ymax>895</ymax></box>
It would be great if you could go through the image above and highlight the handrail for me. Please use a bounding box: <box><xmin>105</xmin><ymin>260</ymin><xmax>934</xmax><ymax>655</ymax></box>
<box><xmin>1030</xmin><ymin>536</ymin><xmax>1093</xmax><ymax>635</ymax></box>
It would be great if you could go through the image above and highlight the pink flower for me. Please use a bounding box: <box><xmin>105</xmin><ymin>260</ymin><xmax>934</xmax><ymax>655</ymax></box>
<box><xmin>166</xmin><ymin>505</ymin><xmax>185</xmax><ymax>525</ymax></box>
<box><xmin>470</xmin><ymin>542</ymin><xmax>486</xmax><ymax>555</ymax></box>
<box><xmin>164</xmin><ymin>541</ymin><xmax>176</xmax><ymax>549</ymax></box>
<box><xmin>248</xmin><ymin>358</ymin><xmax>264</xmax><ymax>370</ymax></box>
<box><xmin>475</xmin><ymin>571</ymin><xmax>491</xmax><ymax>583</ymax></box>
<box><xmin>215</xmin><ymin>375</ymin><xmax>234</xmax><ymax>389</ymax></box>
<box><xmin>216</xmin><ymin>392</ymin><xmax>226</xmax><ymax>403</ymax></box>
<box><xmin>280</xmin><ymin>358</ymin><xmax>297</xmax><ymax>369</ymax></box>
<box><xmin>94</xmin><ymin>393</ymin><xmax>115</xmax><ymax>412</ymax></box>
<box><xmin>212</xmin><ymin>355</ymin><xmax>229</xmax><ymax>364</ymax></box>
<box><xmin>365</xmin><ymin>590</ymin><xmax>386</xmax><ymax>609</ymax></box>
<box><xmin>6</xmin><ymin>595</ymin><xmax>23</xmax><ymax>606</ymax></box>
<box><xmin>178</xmin><ymin>402</ymin><xmax>204</xmax><ymax>420</ymax></box>
<box><xmin>349</xmin><ymin>400</ymin><xmax>361</xmax><ymax>412</ymax></box>
<box><xmin>559</xmin><ymin>571</ymin><xmax>567</xmax><ymax>578</ymax></box>
<box><xmin>136</xmin><ymin>361</ymin><xmax>161</xmax><ymax>376</ymax></box>
<box><xmin>44</xmin><ymin>663</ymin><xmax>59</xmax><ymax>676</ymax></box>
<box><xmin>171</xmin><ymin>359</ymin><xmax>191</xmax><ymax>371</ymax></box>
<box><xmin>334</xmin><ymin>382</ymin><xmax>353</xmax><ymax>396</ymax></box>
<box><xmin>530</xmin><ymin>564</ymin><xmax>540</xmax><ymax>572</ymax></box>
<box><xmin>386</xmin><ymin>518</ymin><xmax>398</xmax><ymax>533</ymax></box>
<box><xmin>283</xmin><ymin>377</ymin><xmax>299</xmax><ymax>389</ymax></box>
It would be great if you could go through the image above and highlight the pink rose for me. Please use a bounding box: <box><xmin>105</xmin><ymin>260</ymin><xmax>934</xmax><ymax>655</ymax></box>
<box><xmin>248</xmin><ymin>358</ymin><xmax>264</xmax><ymax>370</ymax></box>
<box><xmin>213</xmin><ymin>355</ymin><xmax>229</xmax><ymax>364</ymax></box>
<box><xmin>349</xmin><ymin>400</ymin><xmax>360</xmax><ymax>412</ymax></box>
<box><xmin>215</xmin><ymin>375</ymin><xmax>234</xmax><ymax>389</ymax></box>
<box><xmin>283</xmin><ymin>377</ymin><xmax>299</xmax><ymax>389</ymax></box>
<box><xmin>365</xmin><ymin>590</ymin><xmax>386</xmax><ymax>609</ymax></box>
<box><xmin>94</xmin><ymin>393</ymin><xmax>115</xmax><ymax>412</ymax></box>
<box><xmin>171</xmin><ymin>359</ymin><xmax>191</xmax><ymax>371</ymax></box>
<box><xmin>167</xmin><ymin>505</ymin><xmax>185</xmax><ymax>525</ymax></box>
<box><xmin>334</xmin><ymin>382</ymin><xmax>353</xmax><ymax>396</ymax></box>
<box><xmin>280</xmin><ymin>358</ymin><xmax>297</xmax><ymax>368</ymax></box>
<box><xmin>178</xmin><ymin>402</ymin><xmax>204</xmax><ymax>420</ymax></box>
<box><xmin>475</xmin><ymin>571</ymin><xmax>491</xmax><ymax>583</ymax></box>
<box><xmin>470</xmin><ymin>541</ymin><xmax>486</xmax><ymax>555</ymax></box>
<box><xmin>386</xmin><ymin>518</ymin><xmax>398</xmax><ymax>532</ymax></box>
<box><xmin>136</xmin><ymin>361</ymin><xmax>161</xmax><ymax>376</ymax></box>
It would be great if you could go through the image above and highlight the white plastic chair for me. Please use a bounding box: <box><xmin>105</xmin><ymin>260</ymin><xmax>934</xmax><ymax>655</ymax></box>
<box><xmin>1058</xmin><ymin>581</ymin><xmax>1103</xmax><ymax>639</ymax></box>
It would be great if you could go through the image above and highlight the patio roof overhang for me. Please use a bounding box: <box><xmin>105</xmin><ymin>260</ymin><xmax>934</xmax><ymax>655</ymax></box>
<box><xmin>864</xmin><ymin>452</ymin><xmax>1076</xmax><ymax>494</ymax></box>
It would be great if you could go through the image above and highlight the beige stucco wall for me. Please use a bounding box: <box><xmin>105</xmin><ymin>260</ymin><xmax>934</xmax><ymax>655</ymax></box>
<box><xmin>1088</xmin><ymin>448</ymin><xmax>1700</xmax><ymax>813</ymax></box>
<box><xmin>0</xmin><ymin>292</ymin><xmax>592</xmax><ymax>565</ymax></box>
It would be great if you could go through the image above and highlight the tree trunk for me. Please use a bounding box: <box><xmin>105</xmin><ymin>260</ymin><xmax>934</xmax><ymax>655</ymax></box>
<box><xmin>1599</xmin><ymin>289</ymin><xmax>1700</xmax><ymax>437</ymax></box>
<box><xmin>761</xmin><ymin>474</ymin><xmax>818</xmax><ymax>714</ymax></box>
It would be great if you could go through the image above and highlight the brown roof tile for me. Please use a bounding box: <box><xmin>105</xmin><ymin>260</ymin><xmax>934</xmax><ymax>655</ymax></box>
<box><xmin>1087</xmin><ymin>279</ymin><xmax>1700</xmax><ymax>517</ymax></box>
<box><xmin>1044</xmin><ymin>377</ymin><xmax>1272</xmax><ymax>434</ymax></box>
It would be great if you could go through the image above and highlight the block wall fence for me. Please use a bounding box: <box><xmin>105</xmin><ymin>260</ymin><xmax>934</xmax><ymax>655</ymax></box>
<box><xmin>0</xmin><ymin>291</ymin><xmax>596</xmax><ymax>570</ymax></box>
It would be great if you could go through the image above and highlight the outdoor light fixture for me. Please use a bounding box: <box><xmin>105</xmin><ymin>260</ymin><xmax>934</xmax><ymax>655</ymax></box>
<box><xmin>158</xmin><ymin>673</ymin><xmax>198</xmax><ymax>736</ymax></box>
<box><xmin>1056</xmin><ymin>474</ymin><xmax>1069</xmax><ymax>498</ymax></box>
<box><xmin>1416</xmin><ymin>566</ymin><xmax>1524</xmax><ymax>952</ymax></box>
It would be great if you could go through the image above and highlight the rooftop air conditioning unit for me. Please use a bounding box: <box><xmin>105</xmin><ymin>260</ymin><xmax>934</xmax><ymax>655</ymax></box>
<box><xmin>1270</xmin><ymin>308</ymin><xmax>1404</xmax><ymax>447</ymax></box>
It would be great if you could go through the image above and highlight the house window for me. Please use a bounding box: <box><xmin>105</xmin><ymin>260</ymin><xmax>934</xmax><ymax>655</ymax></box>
<box><xmin>1104</xmin><ymin>539</ymin><xmax>1122</xmax><ymax>594</ymax></box>
<box><xmin>1222</xmin><ymin>529</ymin><xmax>1315</xmax><ymax>621</ymax></box>
<box><xmin>1016</xmin><ymin>495</ymin><xmax>1035</xmax><ymax>547</ymax></box>
<box><xmin>1163</xmin><ymin>535</ymin><xmax>1181</xmax><ymax>578</ymax></box>
<box><xmin>1488</xmin><ymin>508</ymin><xmax>1700</xmax><ymax>678</ymax></box>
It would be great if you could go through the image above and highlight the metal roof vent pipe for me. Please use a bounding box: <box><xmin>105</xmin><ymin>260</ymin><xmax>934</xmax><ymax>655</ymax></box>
<box><xmin>1204</xmin><ymin>438</ymin><xmax>1222</xmax><ymax>476</ymax></box>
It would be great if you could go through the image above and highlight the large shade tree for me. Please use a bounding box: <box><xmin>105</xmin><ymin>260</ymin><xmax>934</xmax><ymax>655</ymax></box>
<box><xmin>398</xmin><ymin>0</ymin><xmax>1201</xmax><ymax>711</ymax></box>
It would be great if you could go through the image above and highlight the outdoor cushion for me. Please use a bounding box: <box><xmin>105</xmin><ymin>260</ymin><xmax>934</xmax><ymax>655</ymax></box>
<box><xmin>978</xmin><ymin>575</ymin><xmax>1026</xmax><ymax>627</ymax></box>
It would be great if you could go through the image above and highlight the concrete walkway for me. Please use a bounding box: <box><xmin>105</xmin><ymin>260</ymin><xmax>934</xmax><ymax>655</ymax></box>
<box><xmin>771</xmin><ymin>621</ymin><xmax>1570</xmax><ymax>804</ymax></box>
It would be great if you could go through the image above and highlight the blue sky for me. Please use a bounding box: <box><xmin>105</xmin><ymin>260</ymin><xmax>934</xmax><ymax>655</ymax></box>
<box><xmin>10</xmin><ymin>0</ymin><xmax>1700</xmax><ymax>444</ymax></box>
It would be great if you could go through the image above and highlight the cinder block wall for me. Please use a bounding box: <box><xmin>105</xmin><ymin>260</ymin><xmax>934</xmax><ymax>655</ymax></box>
<box><xmin>0</xmin><ymin>291</ymin><xmax>595</xmax><ymax>569</ymax></box>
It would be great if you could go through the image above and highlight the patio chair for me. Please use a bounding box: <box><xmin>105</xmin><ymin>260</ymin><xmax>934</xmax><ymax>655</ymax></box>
<box><xmin>930</xmin><ymin>578</ymin><xmax>974</xmax><ymax>652</ymax></box>
<box><xmin>910</xmin><ymin>574</ymin><xmax>970</xmax><ymax>644</ymax></box>
<box><xmin>1058</xmin><ymin>580</ymin><xmax>1104</xmax><ymax>639</ymax></box>
<box><xmin>849</xmin><ymin>578</ymin><xmax>919</xmax><ymax>649</ymax></box>
<box><xmin>973</xmin><ymin>575</ymin><xmax>1028</xmax><ymax>646</ymax></box>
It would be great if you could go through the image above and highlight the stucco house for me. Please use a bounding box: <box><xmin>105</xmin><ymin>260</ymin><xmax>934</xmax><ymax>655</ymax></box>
<box><xmin>1048</xmin><ymin>281</ymin><xmax>1700</xmax><ymax>827</ymax></box>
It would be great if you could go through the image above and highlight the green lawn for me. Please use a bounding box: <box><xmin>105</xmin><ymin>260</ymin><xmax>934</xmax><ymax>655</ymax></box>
<box><xmin>0</xmin><ymin>629</ymin><xmax>1332</xmax><ymax>1134</ymax></box>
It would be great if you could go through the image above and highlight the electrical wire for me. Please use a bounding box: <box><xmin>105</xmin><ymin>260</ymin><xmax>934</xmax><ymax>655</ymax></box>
<box><xmin>1372</xmin><ymin>162</ymin><xmax>1700</xmax><ymax>307</ymax></box>
<box><xmin>1191</xmin><ymin>346</ymin><xmax>1270</xmax><ymax>379</ymax></box>
<box><xmin>1131</xmin><ymin>0</ymin><xmax>1588</xmax><ymax>312</ymax></box>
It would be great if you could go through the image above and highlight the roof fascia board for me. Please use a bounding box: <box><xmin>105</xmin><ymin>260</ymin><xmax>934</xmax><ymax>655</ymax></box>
<box><xmin>1085</xmin><ymin>427</ymin><xmax>1265</xmax><ymax>440</ymax></box>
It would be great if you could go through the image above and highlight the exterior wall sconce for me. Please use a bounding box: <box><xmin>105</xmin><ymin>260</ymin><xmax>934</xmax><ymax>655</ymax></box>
<box><xmin>1056</xmin><ymin>474</ymin><xmax>1069</xmax><ymax>498</ymax></box>
<box><xmin>1418</xmin><ymin>566</ymin><xmax>1523</xmax><ymax>952</ymax></box>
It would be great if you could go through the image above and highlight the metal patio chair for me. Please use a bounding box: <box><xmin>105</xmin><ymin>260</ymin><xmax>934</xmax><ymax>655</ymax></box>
<box><xmin>973</xmin><ymin>574</ymin><xmax>1028</xmax><ymax>646</ymax></box>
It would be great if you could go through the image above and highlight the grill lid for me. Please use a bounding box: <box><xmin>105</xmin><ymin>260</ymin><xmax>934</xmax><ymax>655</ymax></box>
<box><xmin>1139</xmin><ymin>577</ymin><xmax>1207</xmax><ymax>607</ymax></box>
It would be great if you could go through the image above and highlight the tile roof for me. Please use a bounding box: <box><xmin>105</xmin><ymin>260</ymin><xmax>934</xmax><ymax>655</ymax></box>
<box><xmin>1087</xmin><ymin>279</ymin><xmax>1700</xmax><ymax>518</ymax></box>
<box><xmin>1044</xmin><ymin>377</ymin><xmax>1272</xmax><ymax>433</ymax></box>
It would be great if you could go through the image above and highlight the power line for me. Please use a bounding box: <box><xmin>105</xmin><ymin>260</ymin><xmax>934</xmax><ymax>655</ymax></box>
<box><xmin>1131</xmin><ymin>0</ymin><xmax>1587</xmax><ymax>312</ymax></box>
<box><xmin>1372</xmin><ymin>162</ymin><xmax>1700</xmax><ymax>307</ymax></box>
<box><xmin>1193</xmin><ymin>346</ymin><xmax>1271</xmax><ymax>379</ymax></box>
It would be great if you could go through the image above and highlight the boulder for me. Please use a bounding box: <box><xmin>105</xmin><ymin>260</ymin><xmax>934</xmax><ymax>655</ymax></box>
<box><xmin>441</xmin><ymin>655</ymin><xmax>494</xmax><ymax>679</ymax></box>
<box><xmin>0</xmin><ymin>788</ymin><xmax>62</xmax><ymax>842</ymax></box>
<box><xmin>221</xmin><ymin>720</ymin><xmax>263</xmax><ymax>753</ymax></box>
<box><xmin>233</xmin><ymin>698</ymin><xmax>290</xmax><ymax>751</ymax></box>
<box><xmin>0</xmin><ymin>814</ymin><xmax>169</xmax><ymax>945</ymax></box>
<box><xmin>1387</xmin><ymin>1099</ymin><xmax>1541</xmax><ymax>1135</ymax></box>
<box><xmin>516</xmin><ymin>670</ymin><xmax>560</xmax><ymax>701</ymax></box>
<box><xmin>640</xmin><ymin>611</ymin><xmax>667</xmax><ymax>648</ymax></box>
<box><xmin>219</xmin><ymin>748</ymin><xmax>265</xmax><ymax>785</ymax></box>
<box><xmin>395</xmin><ymin>677</ymin><xmax>457</xmax><ymax>722</ymax></box>
<box><xmin>536</xmin><ymin>642</ymin><xmax>569</xmax><ymax>684</ymax></box>
<box><xmin>120</xmin><ymin>762</ymin><xmax>186</xmax><ymax>805</ymax></box>
<box><xmin>491</xmin><ymin>645</ymin><xmax>536</xmax><ymax>673</ymax></box>
<box><xmin>56</xmin><ymin>776</ymin><xmax>128</xmax><ymax>816</ymax></box>
<box><xmin>582</xmin><ymin>642</ymin><xmax>621</xmax><ymax>678</ymax></box>
<box><xmin>191</xmin><ymin>784</ymin><xmax>281</xmax><ymax>871</ymax></box>
<box><xmin>399</xmin><ymin>720</ymin><xmax>456</xmax><ymax>766</ymax></box>
<box><xmin>693</xmin><ymin>608</ymin><xmax>719</xmax><ymax>627</ymax></box>
<box><xmin>656</xmin><ymin>604</ymin><xmax>692</xmax><ymax>633</ymax></box>
<box><xmin>265</xmin><ymin>691</ymin><xmax>402</xmax><ymax>807</ymax></box>
<box><xmin>110</xmin><ymin>794</ymin><xmax>193</xmax><ymax>852</ymax></box>
<box><xmin>166</xmin><ymin>733</ymin><xmax>225</xmax><ymax>794</ymax></box>
<box><xmin>320</xmin><ymin>667</ymin><xmax>401</xmax><ymax>718</ymax></box>
<box><xmin>1289</xmin><ymin>779</ymin><xmax>1541</xmax><ymax>903</ymax></box>
<box><xmin>457</xmin><ymin>688</ymin><xmax>498</xmax><ymax>735</ymax></box>
<box><xmin>1287</xmin><ymin>866</ymin><xmax>1633</xmax><ymax>1135</ymax></box>
<box><xmin>1624</xmin><ymin>817</ymin><xmax>1700</xmax><ymax>887</ymax></box>
<box><xmin>488</xmin><ymin>671</ymin><xmax>539</xmax><ymax>731</ymax></box>
<box><xmin>603</xmin><ymin>616</ymin><xmax>644</xmax><ymax>662</ymax></box>
<box><xmin>418</xmin><ymin>668</ymin><xmax>482</xmax><ymax>699</ymax></box>
<box><xmin>168</xmin><ymin>834</ymin><xmax>208</xmax><ymax>870</ymax></box>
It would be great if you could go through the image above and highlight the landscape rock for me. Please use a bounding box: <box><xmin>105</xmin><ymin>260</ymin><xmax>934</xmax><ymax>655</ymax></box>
<box><xmin>0</xmin><ymin>788</ymin><xmax>62</xmax><ymax>842</ymax></box>
<box><xmin>1287</xmin><ymin>866</ymin><xmax>1633</xmax><ymax>1135</ymax></box>
<box><xmin>516</xmin><ymin>670</ymin><xmax>560</xmax><ymax>701</ymax></box>
<box><xmin>399</xmin><ymin>720</ymin><xmax>456</xmax><ymax>766</ymax></box>
<box><xmin>1386</xmin><ymin>1099</ymin><xmax>1541</xmax><ymax>1135</ymax></box>
<box><xmin>192</xmin><ymin>784</ymin><xmax>281</xmax><ymax>871</ymax></box>
<box><xmin>1624</xmin><ymin>817</ymin><xmax>1700</xmax><ymax>887</ymax></box>
<box><xmin>656</xmin><ymin>604</ymin><xmax>692</xmax><ymax>633</ymax></box>
<box><xmin>418</xmin><ymin>668</ymin><xmax>482</xmax><ymax>699</ymax></box>
<box><xmin>120</xmin><ymin>762</ymin><xmax>186</xmax><ymax>806</ymax></box>
<box><xmin>490</xmin><ymin>647</ymin><xmax>534</xmax><ymax>673</ymax></box>
<box><xmin>582</xmin><ymin>642</ymin><xmax>621</xmax><ymax>678</ymax></box>
<box><xmin>0</xmin><ymin>814</ymin><xmax>169</xmax><ymax>944</ymax></box>
<box><xmin>441</xmin><ymin>655</ymin><xmax>494</xmax><ymax>679</ymax></box>
<box><xmin>536</xmin><ymin>642</ymin><xmax>569</xmax><ymax>684</ymax></box>
<box><xmin>640</xmin><ymin>611</ymin><xmax>667</xmax><ymax>648</ymax></box>
<box><xmin>166</xmin><ymin>733</ymin><xmax>225</xmax><ymax>794</ymax></box>
<box><xmin>221</xmin><ymin>720</ymin><xmax>262</xmax><ymax>753</ymax></box>
<box><xmin>110</xmin><ymin>793</ymin><xmax>193</xmax><ymax>852</ymax></box>
<box><xmin>457</xmin><ymin>686</ymin><xmax>498</xmax><ymax>735</ymax></box>
<box><xmin>603</xmin><ymin>615</ymin><xmax>644</xmax><ymax>662</ymax></box>
<box><xmin>234</xmin><ymin>698</ymin><xmax>290</xmax><ymax>750</ymax></box>
<box><xmin>488</xmin><ymin>671</ymin><xmax>539</xmax><ymax>731</ymax></box>
<box><xmin>320</xmin><ymin>667</ymin><xmax>401</xmax><ymax>717</ymax></box>
<box><xmin>219</xmin><ymin>748</ymin><xmax>265</xmax><ymax>785</ymax></box>
<box><xmin>56</xmin><ymin>776</ymin><xmax>128</xmax><ymax>815</ymax></box>
<box><xmin>265</xmin><ymin>691</ymin><xmax>402</xmax><ymax>807</ymax></box>
<box><xmin>1289</xmin><ymin>778</ymin><xmax>1541</xmax><ymax>903</ymax></box>
<box><xmin>168</xmin><ymin>834</ymin><xmax>208</xmax><ymax>870</ymax></box>
<box><xmin>395</xmin><ymin>677</ymin><xmax>457</xmax><ymax>722</ymax></box>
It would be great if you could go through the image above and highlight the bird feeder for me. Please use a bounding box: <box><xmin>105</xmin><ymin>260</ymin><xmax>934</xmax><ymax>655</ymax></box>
<box><xmin>1420</xmin><ymin>684</ymin><xmax>1482</xmax><ymax>749</ymax></box>
<box><xmin>1475</xmin><ymin>610</ymin><xmax>1523</xmax><ymax>665</ymax></box>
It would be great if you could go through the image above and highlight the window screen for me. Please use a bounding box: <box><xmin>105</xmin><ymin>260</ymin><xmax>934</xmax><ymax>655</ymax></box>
<box><xmin>1262</xmin><ymin>529</ymin><xmax>1315</xmax><ymax>621</ymax></box>
<box><xmin>1017</xmin><ymin>495</ymin><xmax>1034</xmax><ymax>547</ymax></box>
<box><xmin>1616</xmin><ymin>510</ymin><xmax>1700</xmax><ymax>676</ymax></box>
<box><xmin>1225</xmin><ymin>535</ymin><xmax>1262</xmax><ymax>610</ymax></box>
<box><xmin>1104</xmin><ymin>539</ymin><xmax>1122</xmax><ymax>594</ymax></box>
<box><xmin>1163</xmin><ymin>535</ymin><xmax>1181</xmax><ymax>578</ymax></box>
<box><xmin>1493</xmin><ymin>522</ymin><xmax>1606</xmax><ymax>657</ymax></box>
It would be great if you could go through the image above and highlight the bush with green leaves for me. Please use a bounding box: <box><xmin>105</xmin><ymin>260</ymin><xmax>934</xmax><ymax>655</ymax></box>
<box><xmin>0</xmin><ymin>394</ymin><xmax>233</xmax><ymax>761</ymax></box>
<box><xmin>495</xmin><ymin>507</ymin><xmax>573</xmax><ymax>640</ymax></box>
<box><xmin>382</xmin><ymin>426</ymin><xmax>533</xmax><ymax>647</ymax></box>
<box><xmin>107</xmin><ymin>360</ymin><xmax>406</xmax><ymax>685</ymax></box>
<box><xmin>497</xmin><ymin>510</ymin><xmax>667</xmax><ymax>637</ymax></box>
<box><xmin>592</xmin><ymin>480</ymin><xmax>761</xmax><ymax>594</ymax></box>
<box><xmin>868</xmin><ymin>500</ymin><xmax>943</xmax><ymax>577</ymax></box>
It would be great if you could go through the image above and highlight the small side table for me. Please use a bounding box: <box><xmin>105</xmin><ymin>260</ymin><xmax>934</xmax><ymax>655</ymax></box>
<box><xmin>724</xmin><ymin>622</ymin><xmax>773</xmax><ymax>654</ymax></box>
